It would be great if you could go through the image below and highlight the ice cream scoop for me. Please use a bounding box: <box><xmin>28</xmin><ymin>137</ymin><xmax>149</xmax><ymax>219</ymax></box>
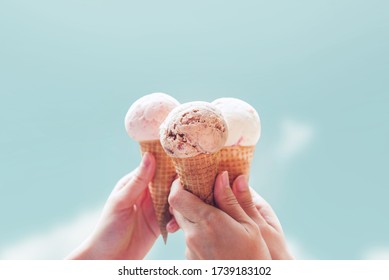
<box><xmin>212</xmin><ymin>98</ymin><xmax>261</xmax><ymax>185</ymax></box>
<box><xmin>160</xmin><ymin>101</ymin><xmax>228</xmax><ymax>158</ymax></box>
<box><xmin>125</xmin><ymin>92</ymin><xmax>180</xmax><ymax>141</ymax></box>
<box><xmin>125</xmin><ymin>92</ymin><xmax>179</xmax><ymax>243</ymax></box>
<box><xmin>212</xmin><ymin>97</ymin><xmax>260</xmax><ymax>146</ymax></box>
<box><xmin>160</xmin><ymin>102</ymin><xmax>228</xmax><ymax>204</ymax></box>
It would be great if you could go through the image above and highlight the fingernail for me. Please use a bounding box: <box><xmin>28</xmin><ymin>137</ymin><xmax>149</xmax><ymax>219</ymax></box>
<box><xmin>221</xmin><ymin>171</ymin><xmax>229</xmax><ymax>187</ymax></box>
<box><xmin>166</xmin><ymin>222</ymin><xmax>173</xmax><ymax>232</ymax></box>
<box><xmin>171</xmin><ymin>178</ymin><xmax>180</xmax><ymax>190</ymax></box>
<box><xmin>167</xmin><ymin>219</ymin><xmax>178</xmax><ymax>233</ymax></box>
<box><xmin>142</xmin><ymin>152</ymin><xmax>151</xmax><ymax>168</ymax></box>
<box><xmin>236</xmin><ymin>175</ymin><xmax>249</xmax><ymax>192</ymax></box>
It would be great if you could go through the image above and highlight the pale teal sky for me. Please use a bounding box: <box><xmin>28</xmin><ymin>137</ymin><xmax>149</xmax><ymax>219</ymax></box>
<box><xmin>0</xmin><ymin>1</ymin><xmax>388</xmax><ymax>259</ymax></box>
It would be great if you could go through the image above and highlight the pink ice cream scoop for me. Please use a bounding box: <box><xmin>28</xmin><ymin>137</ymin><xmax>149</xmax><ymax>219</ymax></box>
<box><xmin>125</xmin><ymin>93</ymin><xmax>180</xmax><ymax>141</ymax></box>
<box><xmin>159</xmin><ymin>101</ymin><xmax>228</xmax><ymax>158</ymax></box>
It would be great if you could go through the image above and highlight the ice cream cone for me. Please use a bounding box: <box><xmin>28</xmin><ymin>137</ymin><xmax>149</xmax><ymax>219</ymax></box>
<box><xmin>171</xmin><ymin>152</ymin><xmax>220</xmax><ymax>205</ymax></box>
<box><xmin>139</xmin><ymin>140</ymin><xmax>176</xmax><ymax>243</ymax></box>
<box><xmin>219</xmin><ymin>145</ymin><xmax>255</xmax><ymax>186</ymax></box>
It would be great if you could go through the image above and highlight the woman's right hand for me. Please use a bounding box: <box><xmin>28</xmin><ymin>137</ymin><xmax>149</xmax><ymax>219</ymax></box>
<box><xmin>168</xmin><ymin>171</ymin><xmax>272</xmax><ymax>260</ymax></box>
<box><xmin>167</xmin><ymin>173</ymin><xmax>293</xmax><ymax>260</ymax></box>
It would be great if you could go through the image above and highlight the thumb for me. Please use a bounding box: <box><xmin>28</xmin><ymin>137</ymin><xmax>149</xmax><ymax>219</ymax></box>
<box><xmin>118</xmin><ymin>152</ymin><xmax>156</xmax><ymax>207</ymax></box>
<box><xmin>214</xmin><ymin>171</ymin><xmax>251</xmax><ymax>224</ymax></box>
<box><xmin>232</xmin><ymin>175</ymin><xmax>267</xmax><ymax>228</ymax></box>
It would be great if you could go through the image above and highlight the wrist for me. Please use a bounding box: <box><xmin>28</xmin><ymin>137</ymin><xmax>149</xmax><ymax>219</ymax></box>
<box><xmin>65</xmin><ymin>239</ymin><xmax>94</xmax><ymax>260</ymax></box>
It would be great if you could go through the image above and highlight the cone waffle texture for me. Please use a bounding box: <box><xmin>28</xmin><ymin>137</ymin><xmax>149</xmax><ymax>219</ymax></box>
<box><xmin>172</xmin><ymin>152</ymin><xmax>220</xmax><ymax>205</ymax></box>
<box><xmin>219</xmin><ymin>145</ymin><xmax>255</xmax><ymax>186</ymax></box>
<box><xmin>139</xmin><ymin>140</ymin><xmax>176</xmax><ymax>243</ymax></box>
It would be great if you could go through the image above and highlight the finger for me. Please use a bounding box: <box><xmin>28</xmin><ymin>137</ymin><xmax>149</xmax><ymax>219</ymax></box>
<box><xmin>168</xmin><ymin>179</ymin><xmax>215</xmax><ymax>223</ymax></box>
<box><xmin>166</xmin><ymin>217</ymin><xmax>180</xmax><ymax>233</ymax></box>
<box><xmin>118</xmin><ymin>152</ymin><xmax>156</xmax><ymax>206</ymax></box>
<box><xmin>170</xmin><ymin>207</ymin><xmax>193</xmax><ymax>232</ymax></box>
<box><xmin>232</xmin><ymin>176</ymin><xmax>267</xmax><ymax>227</ymax></box>
<box><xmin>113</xmin><ymin>170</ymin><xmax>135</xmax><ymax>192</ymax></box>
<box><xmin>214</xmin><ymin>171</ymin><xmax>251</xmax><ymax>224</ymax></box>
<box><xmin>250</xmin><ymin>188</ymin><xmax>283</xmax><ymax>232</ymax></box>
<box><xmin>140</xmin><ymin>186</ymin><xmax>160</xmax><ymax>237</ymax></box>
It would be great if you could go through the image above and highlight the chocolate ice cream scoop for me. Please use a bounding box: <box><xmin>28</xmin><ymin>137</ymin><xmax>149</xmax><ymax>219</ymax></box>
<box><xmin>159</xmin><ymin>102</ymin><xmax>228</xmax><ymax>158</ymax></box>
<box><xmin>159</xmin><ymin>102</ymin><xmax>228</xmax><ymax>205</ymax></box>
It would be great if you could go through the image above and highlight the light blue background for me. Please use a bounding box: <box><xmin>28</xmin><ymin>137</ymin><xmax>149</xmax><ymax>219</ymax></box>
<box><xmin>0</xmin><ymin>1</ymin><xmax>388</xmax><ymax>259</ymax></box>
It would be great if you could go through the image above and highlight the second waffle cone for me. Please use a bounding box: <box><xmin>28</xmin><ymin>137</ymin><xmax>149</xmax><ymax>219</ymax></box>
<box><xmin>139</xmin><ymin>140</ymin><xmax>176</xmax><ymax>243</ymax></box>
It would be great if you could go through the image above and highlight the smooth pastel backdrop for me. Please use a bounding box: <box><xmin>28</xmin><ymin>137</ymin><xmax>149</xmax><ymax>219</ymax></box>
<box><xmin>0</xmin><ymin>0</ymin><xmax>388</xmax><ymax>259</ymax></box>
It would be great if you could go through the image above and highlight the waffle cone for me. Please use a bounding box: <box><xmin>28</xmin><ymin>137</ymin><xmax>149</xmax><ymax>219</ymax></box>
<box><xmin>139</xmin><ymin>140</ymin><xmax>176</xmax><ymax>243</ymax></box>
<box><xmin>219</xmin><ymin>145</ymin><xmax>255</xmax><ymax>186</ymax></box>
<box><xmin>172</xmin><ymin>152</ymin><xmax>220</xmax><ymax>205</ymax></box>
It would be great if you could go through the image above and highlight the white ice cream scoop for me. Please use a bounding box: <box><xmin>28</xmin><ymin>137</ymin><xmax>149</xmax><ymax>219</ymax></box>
<box><xmin>212</xmin><ymin>97</ymin><xmax>260</xmax><ymax>146</ymax></box>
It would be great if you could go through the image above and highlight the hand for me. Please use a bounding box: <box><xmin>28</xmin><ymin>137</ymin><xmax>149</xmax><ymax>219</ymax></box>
<box><xmin>230</xmin><ymin>176</ymin><xmax>294</xmax><ymax>260</ymax></box>
<box><xmin>66</xmin><ymin>153</ymin><xmax>159</xmax><ymax>260</ymax></box>
<box><xmin>168</xmin><ymin>171</ymin><xmax>272</xmax><ymax>259</ymax></box>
